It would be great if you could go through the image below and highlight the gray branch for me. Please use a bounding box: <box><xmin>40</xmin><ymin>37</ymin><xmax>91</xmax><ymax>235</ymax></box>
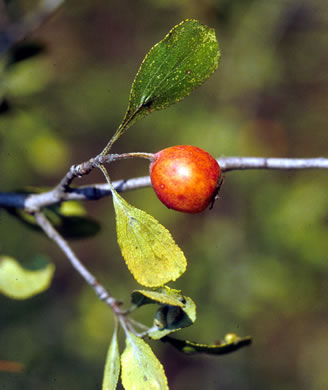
<box><xmin>0</xmin><ymin>157</ymin><xmax>328</xmax><ymax>211</ymax></box>
<box><xmin>218</xmin><ymin>156</ymin><xmax>328</xmax><ymax>171</ymax></box>
<box><xmin>2</xmin><ymin>155</ymin><xmax>327</xmax><ymax>329</ymax></box>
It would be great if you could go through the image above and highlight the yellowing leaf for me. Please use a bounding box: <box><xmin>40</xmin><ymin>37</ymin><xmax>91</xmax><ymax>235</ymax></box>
<box><xmin>121</xmin><ymin>332</ymin><xmax>168</xmax><ymax>390</ymax></box>
<box><xmin>112</xmin><ymin>189</ymin><xmax>187</xmax><ymax>287</ymax></box>
<box><xmin>131</xmin><ymin>287</ymin><xmax>197</xmax><ymax>340</ymax></box>
<box><xmin>150</xmin><ymin>296</ymin><xmax>196</xmax><ymax>340</ymax></box>
<box><xmin>102</xmin><ymin>326</ymin><xmax>120</xmax><ymax>390</ymax></box>
<box><xmin>131</xmin><ymin>286</ymin><xmax>187</xmax><ymax>307</ymax></box>
<box><xmin>0</xmin><ymin>256</ymin><xmax>55</xmax><ymax>299</ymax></box>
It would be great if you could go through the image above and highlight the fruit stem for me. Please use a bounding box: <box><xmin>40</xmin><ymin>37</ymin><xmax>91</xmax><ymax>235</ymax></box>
<box><xmin>114</xmin><ymin>152</ymin><xmax>154</xmax><ymax>161</ymax></box>
<box><xmin>97</xmin><ymin>163</ymin><xmax>113</xmax><ymax>189</ymax></box>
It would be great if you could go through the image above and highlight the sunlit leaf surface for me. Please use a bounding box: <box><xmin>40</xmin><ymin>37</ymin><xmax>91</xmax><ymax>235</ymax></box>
<box><xmin>112</xmin><ymin>189</ymin><xmax>186</xmax><ymax>287</ymax></box>
<box><xmin>131</xmin><ymin>286</ymin><xmax>187</xmax><ymax>308</ymax></box>
<box><xmin>102</xmin><ymin>326</ymin><xmax>120</xmax><ymax>390</ymax></box>
<box><xmin>121</xmin><ymin>332</ymin><xmax>168</xmax><ymax>390</ymax></box>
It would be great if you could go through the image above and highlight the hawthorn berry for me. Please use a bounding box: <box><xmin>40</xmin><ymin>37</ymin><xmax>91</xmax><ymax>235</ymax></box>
<box><xmin>149</xmin><ymin>145</ymin><xmax>221</xmax><ymax>213</ymax></box>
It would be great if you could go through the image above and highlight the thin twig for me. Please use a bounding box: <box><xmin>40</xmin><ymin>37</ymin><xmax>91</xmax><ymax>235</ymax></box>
<box><xmin>33</xmin><ymin>211</ymin><xmax>123</xmax><ymax>314</ymax></box>
<box><xmin>52</xmin><ymin>152</ymin><xmax>153</xmax><ymax>195</ymax></box>
<box><xmin>0</xmin><ymin>156</ymin><xmax>327</xmax><ymax>211</ymax></box>
<box><xmin>23</xmin><ymin>153</ymin><xmax>152</xmax><ymax>211</ymax></box>
<box><xmin>218</xmin><ymin>156</ymin><xmax>328</xmax><ymax>171</ymax></box>
<box><xmin>3</xmin><ymin>154</ymin><xmax>327</xmax><ymax>335</ymax></box>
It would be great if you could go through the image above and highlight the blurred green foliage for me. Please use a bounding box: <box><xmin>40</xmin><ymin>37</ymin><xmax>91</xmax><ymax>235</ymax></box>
<box><xmin>0</xmin><ymin>0</ymin><xmax>328</xmax><ymax>389</ymax></box>
<box><xmin>0</xmin><ymin>255</ymin><xmax>54</xmax><ymax>299</ymax></box>
<box><xmin>7</xmin><ymin>199</ymin><xmax>101</xmax><ymax>239</ymax></box>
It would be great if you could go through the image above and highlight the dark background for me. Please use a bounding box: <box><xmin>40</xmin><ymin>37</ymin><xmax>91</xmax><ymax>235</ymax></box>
<box><xmin>0</xmin><ymin>0</ymin><xmax>328</xmax><ymax>389</ymax></box>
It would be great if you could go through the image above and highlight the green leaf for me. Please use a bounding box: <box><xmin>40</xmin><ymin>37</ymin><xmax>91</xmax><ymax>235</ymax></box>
<box><xmin>108</xmin><ymin>19</ymin><xmax>220</xmax><ymax>148</ymax></box>
<box><xmin>121</xmin><ymin>332</ymin><xmax>168</xmax><ymax>390</ymax></box>
<box><xmin>112</xmin><ymin>189</ymin><xmax>187</xmax><ymax>287</ymax></box>
<box><xmin>131</xmin><ymin>287</ymin><xmax>196</xmax><ymax>339</ymax></box>
<box><xmin>0</xmin><ymin>256</ymin><xmax>55</xmax><ymax>299</ymax></box>
<box><xmin>6</xmin><ymin>200</ymin><xmax>101</xmax><ymax>240</ymax></box>
<box><xmin>150</xmin><ymin>295</ymin><xmax>196</xmax><ymax>340</ymax></box>
<box><xmin>102</xmin><ymin>326</ymin><xmax>120</xmax><ymax>390</ymax></box>
<box><xmin>162</xmin><ymin>333</ymin><xmax>252</xmax><ymax>355</ymax></box>
<box><xmin>131</xmin><ymin>286</ymin><xmax>187</xmax><ymax>308</ymax></box>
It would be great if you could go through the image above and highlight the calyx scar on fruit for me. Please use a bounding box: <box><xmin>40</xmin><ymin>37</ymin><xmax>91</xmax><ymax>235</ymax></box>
<box><xmin>150</xmin><ymin>145</ymin><xmax>221</xmax><ymax>213</ymax></box>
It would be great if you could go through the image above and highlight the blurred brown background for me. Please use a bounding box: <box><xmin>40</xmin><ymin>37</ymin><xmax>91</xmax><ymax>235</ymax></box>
<box><xmin>0</xmin><ymin>0</ymin><xmax>328</xmax><ymax>389</ymax></box>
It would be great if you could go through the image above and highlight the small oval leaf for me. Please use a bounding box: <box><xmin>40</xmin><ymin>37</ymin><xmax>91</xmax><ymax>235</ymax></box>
<box><xmin>121</xmin><ymin>332</ymin><xmax>168</xmax><ymax>390</ymax></box>
<box><xmin>108</xmin><ymin>19</ymin><xmax>220</xmax><ymax>148</ymax></box>
<box><xmin>112</xmin><ymin>190</ymin><xmax>187</xmax><ymax>287</ymax></box>
<box><xmin>102</xmin><ymin>326</ymin><xmax>120</xmax><ymax>390</ymax></box>
<box><xmin>0</xmin><ymin>256</ymin><xmax>55</xmax><ymax>299</ymax></box>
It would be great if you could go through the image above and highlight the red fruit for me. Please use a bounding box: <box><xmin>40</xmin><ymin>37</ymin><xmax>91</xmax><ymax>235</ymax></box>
<box><xmin>149</xmin><ymin>145</ymin><xmax>221</xmax><ymax>213</ymax></box>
